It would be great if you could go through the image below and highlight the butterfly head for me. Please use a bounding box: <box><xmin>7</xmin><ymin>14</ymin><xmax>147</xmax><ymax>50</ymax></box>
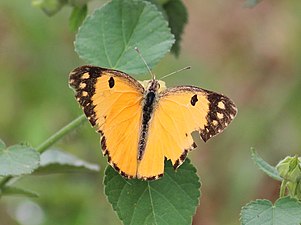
<box><xmin>139</xmin><ymin>79</ymin><xmax>167</xmax><ymax>93</ymax></box>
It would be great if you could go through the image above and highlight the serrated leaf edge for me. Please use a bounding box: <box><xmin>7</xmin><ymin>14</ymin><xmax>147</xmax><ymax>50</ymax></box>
<box><xmin>239</xmin><ymin>198</ymin><xmax>272</xmax><ymax>223</ymax></box>
<box><xmin>240</xmin><ymin>197</ymin><xmax>301</xmax><ymax>223</ymax></box>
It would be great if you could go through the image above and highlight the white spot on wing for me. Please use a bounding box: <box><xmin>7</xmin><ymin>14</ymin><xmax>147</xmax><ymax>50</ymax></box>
<box><xmin>217</xmin><ymin>112</ymin><xmax>224</xmax><ymax>119</ymax></box>
<box><xmin>218</xmin><ymin>101</ymin><xmax>226</xmax><ymax>109</ymax></box>
<box><xmin>212</xmin><ymin>120</ymin><xmax>218</xmax><ymax>126</ymax></box>
<box><xmin>82</xmin><ymin>72</ymin><xmax>90</xmax><ymax>79</ymax></box>
<box><xmin>79</xmin><ymin>82</ymin><xmax>86</xmax><ymax>89</ymax></box>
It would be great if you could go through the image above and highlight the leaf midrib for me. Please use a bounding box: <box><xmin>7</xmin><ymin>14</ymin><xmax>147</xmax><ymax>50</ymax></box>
<box><xmin>113</xmin><ymin>3</ymin><xmax>145</xmax><ymax>69</ymax></box>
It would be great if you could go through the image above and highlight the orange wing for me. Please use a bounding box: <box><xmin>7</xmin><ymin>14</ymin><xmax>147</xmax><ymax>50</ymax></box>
<box><xmin>137</xmin><ymin>86</ymin><xmax>237</xmax><ymax>179</ymax></box>
<box><xmin>69</xmin><ymin>65</ymin><xmax>144</xmax><ymax>178</ymax></box>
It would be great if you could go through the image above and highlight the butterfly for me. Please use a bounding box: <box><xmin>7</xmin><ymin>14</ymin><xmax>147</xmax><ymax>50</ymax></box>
<box><xmin>69</xmin><ymin>65</ymin><xmax>237</xmax><ymax>180</ymax></box>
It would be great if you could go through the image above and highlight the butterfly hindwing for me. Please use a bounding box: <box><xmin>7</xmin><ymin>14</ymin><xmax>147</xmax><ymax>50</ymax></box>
<box><xmin>69</xmin><ymin>65</ymin><xmax>145</xmax><ymax>178</ymax></box>
<box><xmin>137</xmin><ymin>86</ymin><xmax>237</xmax><ymax>179</ymax></box>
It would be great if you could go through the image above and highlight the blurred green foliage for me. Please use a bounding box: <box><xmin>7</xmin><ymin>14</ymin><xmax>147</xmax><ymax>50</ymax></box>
<box><xmin>1</xmin><ymin>0</ymin><xmax>301</xmax><ymax>225</ymax></box>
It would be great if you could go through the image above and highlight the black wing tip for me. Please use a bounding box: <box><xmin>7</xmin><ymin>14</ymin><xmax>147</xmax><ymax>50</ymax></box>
<box><xmin>69</xmin><ymin>65</ymin><xmax>104</xmax><ymax>83</ymax></box>
<box><xmin>68</xmin><ymin>65</ymin><xmax>103</xmax><ymax>128</ymax></box>
<box><xmin>200</xmin><ymin>93</ymin><xmax>237</xmax><ymax>142</ymax></box>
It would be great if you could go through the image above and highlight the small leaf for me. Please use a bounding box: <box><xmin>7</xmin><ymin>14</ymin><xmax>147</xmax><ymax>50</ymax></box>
<box><xmin>0</xmin><ymin>144</ymin><xmax>40</xmax><ymax>176</ymax></box>
<box><xmin>104</xmin><ymin>159</ymin><xmax>200</xmax><ymax>225</ymax></box>
<box><xmin>240</xmin><ymin>197</ymin><xmax>301</xmax><ymax>225</ymax></box>
<box><xmin>0</xmin><ymin>139</ymin><xmax>6</xmax><ymax>150</ymax></box>
<box><xmin>251</xmin><ymin>148</ymin><xmax>282</xmax><ymax>181</ymax></box>
<box><xmin>244</xmin><ymin>0</ymin><xmax>263</xmax><ymax>8</ymax></box>
<box><xmin>33</xmin><ymin>149</ymin><xmax>99</xmax><ymax>175</ymax></box>
<box><xmin>69</xmin><ymin>4</ymin><xmax>88</xmax><ymax>32</ymax></box>
<box><xmin>1</xmin><ymin>186</ymin><xmax>39</xmax><ymax>198</ymax></box>
<box><xmin>32</xmin><ymin>0</ymin><xmax>67</xmax><ymax>16</ymax></box>
<box><xmin>75</xmin><ymin>0</ymin><xmax>175</xmax><ymax>75</ymax></box>
<box><xmin>162</xmin><ymin>0</ymin><xmax>188</xmax><ymax>56</ymax></box>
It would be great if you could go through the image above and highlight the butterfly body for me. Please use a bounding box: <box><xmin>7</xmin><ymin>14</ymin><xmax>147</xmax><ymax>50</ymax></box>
<box><xmin>69</xmin><ymin>65</ymin><xmax>237</xmax><ymax>180</ymax></box>
<box><xmin>138</xmin><ymin>79</ymin><xmax>161</xmax><ymax>161</ymax></box>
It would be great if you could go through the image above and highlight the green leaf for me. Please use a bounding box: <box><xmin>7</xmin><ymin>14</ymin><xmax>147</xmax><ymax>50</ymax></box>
<box><xmin>244</xmin><ymin>0</ymin><xmax>263</xmax><ymax>8</ymax></box>
<box><xmin>33</xmin><ymin>149</ymin><xmax>99</xmax><ymax>175</ymax></box>
<box><xmin>69</xmin><ymin>4</ymin><xmax>88</xmax><ymax>32</ymax></box>
<box><xmin>104</xmin><ymin>159</ymin><xmax>200</xmax><ymax>225</ymax></box>
<box><xmin>32</xmin><ymin>0</ymin><xmax>67</xmax><ymax>16</ymax></box>
<box><xmin>0</xmin><ymin>186</ymin><xmax>39</xmax><ymax>198</ymax></box>
<box><xmin>0</xmin><ymin>139</ymin><xmax>6</xmax><ymax>150</ymax></box>
<box><xmin>240</xmin><ymin>197</ymin><xmax>301</xmax><ymax>225</ymax></box>
<box><xmin>162</xmin><ymin>0</ymin><xmax>188</xmax><ymax>56</ymax></box>
<box><xmin>251</xmin><ymin>148</ymin><xmax>282</xmax><ymax>181</ymax></box>
<box><xmin>75</xmin><ymin>0</ymin><xmax>175</xmax><ymax>75</ymax></box>
<box><xmin>0</xmin><ymin>144</ymin><xmax>40</xmax><ymax>176</ymax></box>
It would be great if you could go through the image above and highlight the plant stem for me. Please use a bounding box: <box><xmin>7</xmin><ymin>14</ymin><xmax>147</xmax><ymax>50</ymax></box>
<box><xmin>36</xmin><ymin>114</ymin><xmax>86</xmax><ymax>153</ymax></box>
<box><xmin>0</xmin><ymin>114</ymin><xmax>87</xmax><ymax>189</ymax></box>
<box><xmin>279</xmin><ymin>180</ymin><xmax>287</xmax><ymax>198</ymax></box>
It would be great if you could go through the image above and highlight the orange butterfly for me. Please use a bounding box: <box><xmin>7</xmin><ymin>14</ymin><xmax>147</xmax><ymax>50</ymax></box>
<box><xmin>69</xmin><ymin>65</ymin><xmax>237</xmax><ymax>180</ymax></box>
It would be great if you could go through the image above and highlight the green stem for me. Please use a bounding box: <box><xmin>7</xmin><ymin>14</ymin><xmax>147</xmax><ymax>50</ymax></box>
<box><xmin>0</xmin><ymin>114</ymin><xmax>87</xmax><ymax>189</ymax></box>
<box><xmin>279</xmin><ymin>180</ymin><xmax>287</xmax><ymax>198</ymax></box>
<box><xmin>36</xmin><ymin>114</ymin><xmax>86</xmax><ymax>153</ymax></box>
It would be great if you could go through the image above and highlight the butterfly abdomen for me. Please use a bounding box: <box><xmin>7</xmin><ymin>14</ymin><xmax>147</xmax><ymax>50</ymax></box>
<box><xmin>138</xmin><ymin>91</ymin><xmax>156</xmax><ymax>160</ymax></box>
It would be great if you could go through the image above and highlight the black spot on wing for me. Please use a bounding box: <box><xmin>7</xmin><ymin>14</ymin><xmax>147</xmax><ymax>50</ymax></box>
<box><xmin>200</xmin><ymin>92</ymin><xmax>237</xmax><ymax>142</ymax></box>
<box><xmin>190</xmin><ymin>94</ymin><xmax>198</xmax><ymax>106</ymax></box>
<box><xmin>108</xmin><ymin>77</ymin><xmax>115</xmax><ymax>88</ymax></box>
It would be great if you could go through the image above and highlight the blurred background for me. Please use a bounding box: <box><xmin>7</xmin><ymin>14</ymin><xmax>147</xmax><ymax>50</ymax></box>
<box><xmin>1</xmin><ymin>0</ymin><xmax>301</xmax><ymax>224</ymax></box>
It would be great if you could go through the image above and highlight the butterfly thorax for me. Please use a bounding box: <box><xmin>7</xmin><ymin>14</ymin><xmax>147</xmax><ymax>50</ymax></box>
<box><xmin>139</xmin><ymin>79</ymin><xmax>166</xmax><ymax>93</ymax></box>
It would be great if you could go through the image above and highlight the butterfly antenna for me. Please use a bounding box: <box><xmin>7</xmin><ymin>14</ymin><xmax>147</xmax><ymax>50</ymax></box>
<box><xmin>160</xmin><ymin>66</ymin><xmax>191</xmax><ymax>80</ymax></box>
<box><xmin>134</xmin><ymin>47</ymin><xmax>155</xmax><ymax>80</ymax></box>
